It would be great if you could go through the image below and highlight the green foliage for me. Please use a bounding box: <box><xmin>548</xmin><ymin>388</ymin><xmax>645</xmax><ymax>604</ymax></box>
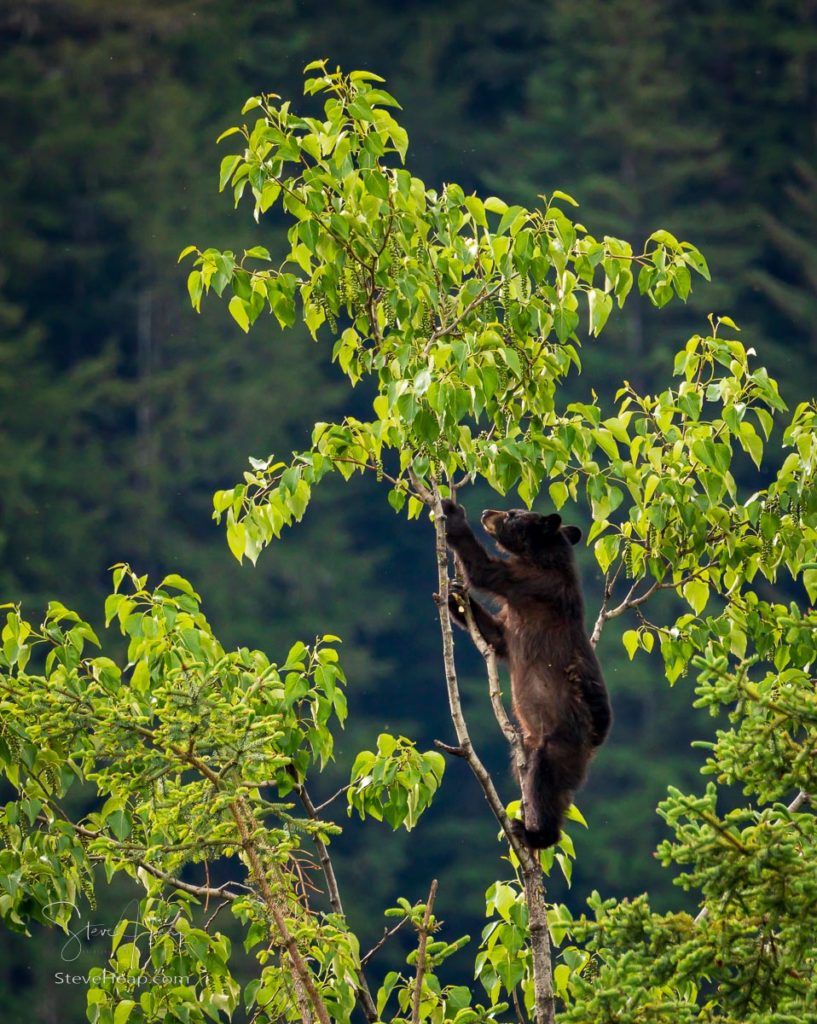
<box><xmin>348</xmin><ymin>735</ymin><xmax>445</xmax><ymax>831</ymax></box>
<box><xmin>0</xmin><ymin>565</ymin><xmax>513</xmax><ymax>1021</ymax></box>
<box><xmin>182</xmin><ymin>65</ymin><xmax>708</xmax><ymax>563</ymax></box>
<box><xmin>185</xmin><ymin>64</ymin><xmax>817</xmax><ymax>1021</ymax></box>
<box><xmin>3</xmin><ymin>59</ymin><xmax>817</xmax><ymax>1024</ymax></box>
<box><xmin>0</xmin><ymin>567</ymin><xmax>357</xmax><ymax>1020</ymax></box>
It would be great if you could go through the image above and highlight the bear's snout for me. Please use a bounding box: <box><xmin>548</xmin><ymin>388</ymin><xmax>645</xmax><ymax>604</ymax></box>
<box><xmin>481</xmin><ymin>509</ymin><xmax>504</xmax><ymax>535</ymax></box>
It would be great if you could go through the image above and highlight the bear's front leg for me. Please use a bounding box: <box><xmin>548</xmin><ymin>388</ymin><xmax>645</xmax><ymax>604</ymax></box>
<box><xmin>437</xmin><ymin>584</ymin><xmax>508</xmax><ymax>657</ymax></box>
<box><xmin>441</xmin><ymin>500</ymin><xmax>512</xmax><ymax>596</ymax></box>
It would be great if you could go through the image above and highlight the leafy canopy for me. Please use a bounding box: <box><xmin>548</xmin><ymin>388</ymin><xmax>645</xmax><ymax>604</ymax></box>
<box><xmin>180</xmin><ymin>60</ymin><xmax>710</xmax><ymax>563</ymax></box>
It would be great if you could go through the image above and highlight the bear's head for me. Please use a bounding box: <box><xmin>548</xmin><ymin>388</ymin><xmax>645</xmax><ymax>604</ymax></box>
<box><xmin>480</xmin><ymin>509</ymin><xmax>581</xmax><ymax>563</ymax></box>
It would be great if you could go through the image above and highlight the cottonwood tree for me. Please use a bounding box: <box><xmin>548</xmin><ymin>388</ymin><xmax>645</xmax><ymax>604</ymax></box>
<box><xmin>1</xmin><ymin>63</ymin><xmax>815</xmax><ymax>1024</ymax></box>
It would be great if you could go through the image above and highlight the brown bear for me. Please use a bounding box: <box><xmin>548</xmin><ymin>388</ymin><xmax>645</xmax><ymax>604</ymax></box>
<box><xmin>441</xmin><ymin>499</ymin><xmax>611</xmax><ymax>849</ymax></box>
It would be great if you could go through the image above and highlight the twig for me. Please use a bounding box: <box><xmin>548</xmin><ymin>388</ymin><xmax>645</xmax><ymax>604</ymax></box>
<box><xmin>433</xmin><ymin>739</ymin><xmax>467</xmax><ymax>757</ymax></box>
<box><xmin>423</xmin><ymin>280</ymin><xmax>507</xmax><ymax>354</ymax></box>
<box><xmin>361</xmin><ymin>914</ymin><xmax>411</xmax><ymax>966</ymax></box>
<box><xmin>451</xmin><ymin>472</ymin><xmax>475</xmax><ymax>491</ymax></box>
<box><xmin>589</xmin><ymin>559</ymin><xmax>625</xmax><ymax>649</ymax></box>
<box><xmin>313</xmin><ymin>783</ymin><xmax>353</xmax><ymax>814</ymax></box>
<box><xmin>412</xmin><ymin>879</ymin><xmax>439</xmax><ymax>1024</ymax></box>
<box><xmin>135</xmin><ymin>862</ymin><xmax>242</xmax><ymax>902</ymax></box>
<box><xmin>512</xmin><ymin>986</ymin><xmax>527</xmax><ymax>1024</ymax></box>
<box><xmin>204</xmin><ymin>899</ymin><xmax>233</xmax><ymax>932</ymax></box>
<box><xmin>591</xmin><ymin>571</ymin><xmax>659</xmax><ymax>650</ymax></box>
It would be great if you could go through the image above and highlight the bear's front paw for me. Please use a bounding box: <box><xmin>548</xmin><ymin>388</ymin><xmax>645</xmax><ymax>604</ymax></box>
<box><xmin>441</xmin><ymin>499</ymin><xmax>468</xmax><ymax>536</ymax></box>
<box><xmin>448</xmin><ymin>583</ymin><xmax>468</xmax><ymax>618</ymax></box>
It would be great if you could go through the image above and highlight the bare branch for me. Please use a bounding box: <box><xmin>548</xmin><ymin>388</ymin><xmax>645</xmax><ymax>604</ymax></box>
<box><xmin>361</xmin><ymin>914</ymin><xmax>411</xmax><ymax>966</ymax></box>
<box><xmin>461</xmin><ymin>599</ymin><xmax>516</xmax><ymax>746</ymax></box>
<box><xmin>590</xmin><ymin>571</ymin><xmax>659</xmax><ymax>651</ymax></box>
<box><xmin>590</xmin><ymin>559</ymin><xmax>625</xmax><ymax>649</ymax></box>
<box><xmin>408</xmin><ymin>467</ymin><xmax>435</xmax><ymax>505</ymax></box>
<box><xmin>313</xmin><ymin>783</ymin><xmax>353</xmax><ymax>814</ymax></box>
<box><xmin>433</xmin><ymin>738</ymin><xmax>468</xmax><ymax>757</ymax></box>
<box><xmin>429</xmin><ymin>484</ymin><xmax>517</xmax><ymax>841</ymax></box>
<box><xmin>204</xmin><ymin>899</ymin><xmax>233</xmax><ymax>932</ymax></box>
<box><xmin>135</xmin><ymin>862</ymin><xmax>242</xmax><ymax>902</ymax></box>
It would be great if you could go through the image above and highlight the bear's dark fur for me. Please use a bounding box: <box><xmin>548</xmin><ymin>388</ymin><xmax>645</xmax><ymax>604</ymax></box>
<box><xmin>441</xmin><ymin>499</ymin><xmax>611</xmax><ymax>849</ymax></box>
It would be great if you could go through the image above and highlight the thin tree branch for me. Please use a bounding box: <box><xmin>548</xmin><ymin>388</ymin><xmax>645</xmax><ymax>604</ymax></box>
<box><xmin>52</xmin><ymin>818</ymin><xmax>246</xmax><ymax>902</ymax></box>
<box><xmin>426</xmin><ymin>485</ymin><xmax>517</xmax><ymax>840</ymax></box>
<box><xmin>204</xmin><ymin>899</ymin><xmax>233</xmax><ymax>932</ymax></box>
<box><xmin>313</xmin><ymin>783</ymin><xmax>353</xmax><ymax>814</ymax></box>
<box><xmin>512</xmin><ymin>986</ymin><xmax>527</xmax><ymax>1024</ymax></box>
<box><xmin>230</xmin><ymin>798</ymin><xmax>331</xmax><ymax>1024</ymax></box>
<box><xmin>361</xmin><ymin>914</ymin><xmax>411</xmax><ymax>966</ymax></box>
<box><xmin>135</xmin><ymin>862</ymin><xmax>242</xmax><ymax>902</ymax></box>
<box><xmin>426</xmin><ymin>481</ymin><xmax>555</xmax><ymax>1024</ymax></box>
<box><xmin>412</xmin><ymin>879</ymin><xmax>438</xmax><ymax>1024</ymax></box>
<box><xmin>590</xmin><ymin>570</ymin><xmax>659</xmax><ymax>650</ymax></box>
<box><xmin>423</xmin><ymin>280</ymin><xmax>507</xmax><ymax>354</ymax></box>
<box><xmin>296</xmin><ymin>785</ymin><xmax>379</xmax><ymax>1022</ymax></box>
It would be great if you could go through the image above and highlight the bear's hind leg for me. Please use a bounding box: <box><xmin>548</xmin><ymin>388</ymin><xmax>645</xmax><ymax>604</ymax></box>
<box><xmin>512</xmin><ymin>739</ymin><xmax>586</xmax><ymax>850</ymax></box>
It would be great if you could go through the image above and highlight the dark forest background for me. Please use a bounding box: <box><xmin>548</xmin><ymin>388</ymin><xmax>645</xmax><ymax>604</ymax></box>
<box><xmin>2</xmin><ymin>1</ymin><xmax>816</xmax><ymax>1020</ymax></box>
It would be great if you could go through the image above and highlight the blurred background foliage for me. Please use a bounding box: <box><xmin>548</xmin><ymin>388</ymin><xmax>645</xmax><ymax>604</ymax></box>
<box><xmin>1</xmin><ymin>1</ymin><xmax>815</xmax><ymax>1020</ymax></box>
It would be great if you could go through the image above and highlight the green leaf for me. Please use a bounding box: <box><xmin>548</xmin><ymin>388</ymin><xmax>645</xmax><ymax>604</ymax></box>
<box><xmin>349</xmin><ymin>69</ymin><xmax>386</xmax><ymax>82</ymax></box>
<box><xmin>219</xmin><ymin>154</ymin><xmax>242</xmax><ymax>192</ymax></box>
<box><xmin>622</xmin><ymin>630</ymin><xmax>639</xmax><ymax>660</ymax></box>
<box><xmin>551</xmin><ymin>190</ymin><xmax>579</xmax><ymax>207</ymax></box>
<box><xmin>227</xmin><ymin>520</ymin><xmax>246</xmax><ymax>562</ymax></box>
<box><xmin>215</xmin><ymin>125</ymin><xmax>242</xmax><ymax>144</ymax></box>
<box><xmin>228</xmin><ymin>296</ymin><xmax>250</xmax><ymax>333</ymax></box>
<box><xmin>738</xmin><ymin>422</ymin><xmax>763</xmax><ymax>468</ymax></box>
<box><xmin>588</xmin><ymin>289</ymin><xmax>613</xmax><ymax>336</ymax></box>
<box><xmin>594</xmin><ymin>534</ymin><xmax>621</xmax><ymax>573</ymax></box>
<box><xmin>464</xmin><ymin>195</ymin><xmax>487</xmax><ymax>228</ymax></box>
<box><xmin>158</xmin><ymin>574</ymin><xmax>200</xmax><ymax>599</ymax></box>
<box><xmin>484</xmin><ymin>196</ymin><xmax>508</xmax><ymax>215</ymax></box>
<box><xmin>363</xmin><ymin>170</ymin><xmax>390</xmax><ymax>200</ymax></box>
<box><xmin>114</xmin><ymin>1001</ymin><xmax>136</xmax><ymax>1024</ymax></box>
<box><xmin>682</xmin><ymin>578</ymin><xmax>709</xmax><ymax>615</ymax></box>
<box><xmin>245</xmin><ymin>246</ymin><xmax>271</xmax><ymax>260</ymax></box>
<box><xmin>388</xmin><ymin>488</ymin><xmax>407</xmax><ymax>513</ymax></box>
<box><xmin>187</xmin><ymin>270</ymin><xmax>203</xmax><ymax>310</ymax></box>
<box><xmin>549</xmin><ymin>481</ymin><xmax>569</xmax><ymax>510</ymax></box>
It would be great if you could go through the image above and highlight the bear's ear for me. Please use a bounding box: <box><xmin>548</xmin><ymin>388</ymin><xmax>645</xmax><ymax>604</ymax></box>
<box><xmin>541</xmin><ymin>513</ymin><xmax>562</xmax><ymax>535</ymax></box>
<box><xmin>562</xmin><ymin>524</ymin><xmax>582</xmax><ymax>546</ymax></box>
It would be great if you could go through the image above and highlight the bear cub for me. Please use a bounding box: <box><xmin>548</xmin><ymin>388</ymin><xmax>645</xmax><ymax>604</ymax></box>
<box><xmin>441</xmin><ymin>499</ymin><xmax>611</xmax><ymax>849</ymax></box>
